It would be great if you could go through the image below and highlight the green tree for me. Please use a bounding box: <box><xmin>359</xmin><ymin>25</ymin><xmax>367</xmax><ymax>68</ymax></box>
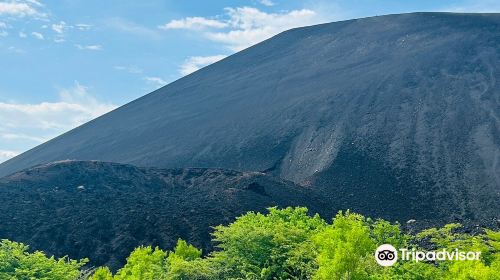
<box><xmin>370</xmin><ymin>219</ymin><xmax>408</xmax><ymax>249</ymax></box>
<box><xmin>113</xmin><ymin>246</ymin><xmax>167</xmax><ymax>280</ymax></box>
<box><xmin>166</xmin><ymin>239</ymin><xmax>216</xmax><ymax>280</ymax></box>
<box><xmin>4</xmin><ymin>207</ymin><xmax>497</xmax><ymax>280</ymax></box>
<box><xmin>415</xmin><ymin>224</ymin><xmax>500</xmax><ymax>280</ymax></box>
<box><xmin>312</xmin><ymin>211</ymin><xmax>379</xmax><ymax>280</ymax></box>
<box><xmin>0</xmin><ymin>239</ymin><xmax>87</xmax><ymax>280</ymax></box>
<box><xmin>211</xmin><ymin>207</ymin><xmax>327</xmax><ymax>279</ymax></box>
<box><xmin>90</xmin><ymin>267</ymin><xmax>114</xmax><ymax>280</ymax></box>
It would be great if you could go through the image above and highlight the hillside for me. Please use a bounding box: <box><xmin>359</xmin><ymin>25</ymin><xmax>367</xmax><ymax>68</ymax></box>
<box><xmin>0</xmin><ymin>13</ymin><xmax>499</xmax><ymax>272</ymax></box>
<box><xmin>0</xmin><ymin>13</ymin><xmax>498</xmax><ymax>223</ymax></box>
<box><xmin>0</xmin><ymin>160</ymin><xmax>332</xmax><ymax>270</ymax></box>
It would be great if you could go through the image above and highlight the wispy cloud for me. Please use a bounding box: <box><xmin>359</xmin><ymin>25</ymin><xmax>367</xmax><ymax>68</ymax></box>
<box><xmin>159</xmin><ymin>6</ymin><xmax>329</xmax><ymax>51</ymax></box>
<box><xmin>7</xmin><ymin>45</ymin><xmax>24</xmax><ymax>53</ymax></box>
<box><xmin>210</xmin><ymin>7</ymin><xmax>321</xmax><ymax>51</ymax></box>
<box><xmin>106</xmin><ymin>17</ymin><xmax>160</xmax><ymax>39</ymax></box>
<box><xmin>144</xmin><ymin>76</ymin><xmax>167</xmax><ymax>88</ymax></box>
<box><xmin>0</xmin><ymin>81</ymin><xmax>117</xmax><ymax>162</ymax></box>
<box><xmin>25</xmin><ymin>0</ymin><xmax>42</xmax><ymax>6</ymax></box>
<box><xmin>0</xmin><ymin>82</ymin><xmax>116</xmax><ymax>129</ymax></box>
<box><xmin>0</xmin><ymin>1</ymin><xmax>42</xmax><ymax>17</ymax></box>
<box><xmin>159</xmin><ymin>17</ymin><xmax>227</xmax><ymax>30</ymax></box>
<box><xmin>0</xmin><ymin>150</ymin><xmax>19</xmax><ymax>163</ymax></box>
<box><xmin>51</xmin><ymin>21</ymin><xmax>66</xmax><ymax>34</ymax></box>
<box><xmin>49</xmin><ymin>21</ymin><xmax>69</xmax><ymax>42</ymax></box>
<box><xmin>31</xmin><ymin>31</ymin><xmax>43</xmax><ymax>39</ymax></box>
<box><xmin>114</xmin><ymin>65</ymin><xmax>143</xmax><ymax>74</ymax></box>
<box><xmin>259</xmin><ymin>0</ymin><xmax>275</xmax><ymax>7</ymax></box>
<box><xmin>0</xmin><ymin>22</ymin><xmax>7</xmax><ymax>36</ymax></box>
<box><xmin>180</xmin><ymin>55</ymin><xmax>226</xmax><ymax>76</ymax></box>
<box><xmin>75</xmin><ymin>23</ymin><xmax>92</xmax><ymax>31</ymax></box>
<box><xmin>75</xmin><ymin>44</ymin><xmax>102</xmax><ymax>51</ymax></box>
<box><xmin>18</xmin><ymin>31</ymin><xmax>26</xmax><ymax>37</ymax></box>
<box><xmin>441</xmin><ymin>0</ymin><xmax>500</xmax><ymax>12</ymax></box>
<box><xmin>1</xmin><ymin>132</ymin><xmax>46</xmax><ymax>142</ymax></box>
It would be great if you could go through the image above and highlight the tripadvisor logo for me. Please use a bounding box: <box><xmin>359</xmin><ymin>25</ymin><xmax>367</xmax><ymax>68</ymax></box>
<box><xmin>374</xmin><ymin>244</ymin><xmax>481</xmax><ymax>266</ymax></box>
<box><xmin>375</xmin><ymin>244</ymin><xmax>398</xmax><ymax>266</ymax></box>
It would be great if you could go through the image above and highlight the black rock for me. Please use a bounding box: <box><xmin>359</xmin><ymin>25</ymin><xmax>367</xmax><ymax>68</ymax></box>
<box><xmin>0</xmin><ymin>12</ymin><xmax>499</xmax><ymax>267</ymax></box>
<box><xmin>0</xmin><ymin>160</ymin><xmax>330</xmax><ymax>270</ymax></box>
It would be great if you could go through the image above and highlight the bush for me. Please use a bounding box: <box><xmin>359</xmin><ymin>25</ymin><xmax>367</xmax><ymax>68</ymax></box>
<box><xmin>2</xmin><ymin>208</ymin><xmax>499</xmax><ymax>279</ymax></box>
<box><xmin>210</xmin><ymin>207</ymin><xmax>326</xmax><ymax>279</ymax></box>
<box><xmin>112</xmin><ymin>246</ymin><xmax>168</xmax><ymax>280</ymax></box>
<box><xmin>0</xmin><ymin>239</ymin><xmax>87</xmax><ymax>280</ymax></box>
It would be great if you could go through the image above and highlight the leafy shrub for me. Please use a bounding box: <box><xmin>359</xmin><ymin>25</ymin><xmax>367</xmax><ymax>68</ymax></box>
<box><xmin>0</xmin><ymin>239</ymin><xmax>87</xmax><ymax>280</ymax></box>
<box><xmin>312</xmin><ymin>211</ymin><xmax>380</xmax><ymax>279</ymax></box>
<box><xmin>113</xmin><ymin>246</ymin><xmax>168</xmax><ymax>280</ymax></box>
<box><xmin>210</xmin><ymin>207</ymin><xmax>326</xmax><ymax>279</ymax></box>
<box><xmin>2</xmin><ymin>208</ymin><xmax>499</xmax><ymax>279</ymax></box>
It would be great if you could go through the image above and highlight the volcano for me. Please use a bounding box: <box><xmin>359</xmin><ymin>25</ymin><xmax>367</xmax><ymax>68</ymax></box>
<box><xmin>0</xmin><ymin>12</ymin><xmax>499</xmax><ymax>267</ymax></box>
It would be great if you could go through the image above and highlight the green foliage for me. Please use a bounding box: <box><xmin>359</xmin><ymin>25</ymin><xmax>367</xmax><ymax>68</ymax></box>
<box><xmin>166</xmin><ymin>239</ymin><xmax>213</xmax><ymax>280</ymax></box>
<box><xmin>413</xmin><ymin>224</ymin><xmax>500</xmax><ymax>280</ymax></box>
<box><xmin>313</xmin><ymin>211</ymin><xmax>377</xmax><ymax>279</ymax></box>
<box><xmin>0</xmin><ymin>239</ymin><xmax>87</xmax><ymax>280</ymax></box>
<box><xmin>2</xmin><ymin>208</ymin><xmax>499</xmax><ymax>279</ymax></box>
<box><xmin>211</xmin><ymin>207</ymin><xmax>326</xmax><ymax>279</ymax></box>
<box><xmin>167</xmin><ymin>239</ymin><xmax>202</xmax><ymax>263</ymax></box>
<box><xmin>91</xmin><ymin>267</ymin><xmax>114</xmax><ymax>280</ymax></box>
<box><xmin>89</xmin><ymin>239</ymin><xmax>212</xmax><ymax>280</ymax></box>
<box><xmin>166</xmin><ymin>258</ymin><xmax>216</xmax><ymax>280</ymax></box>
<box><xmin>370</xmin><ymin>219</ymin><xmax>408</xmax><ymax>249</ymax></box>
<box><xmin>113</xmin><ymin>246</ymin><xmax>168</xmax><ymax>280</ymax></box>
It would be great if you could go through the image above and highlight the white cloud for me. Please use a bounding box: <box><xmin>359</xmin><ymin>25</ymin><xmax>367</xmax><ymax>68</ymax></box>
<box><xmin>212</xmin><ymin>7</ymin><xmax>320</xmax><ymax>51</ymax></box>
<box><xmin>0</xmin><ymin>1</ymin><xmax>37</xmax><ymax>16</ymax></box>
<box><xmin>0</xmin><ymin>101</ymin><xmax>93</xmax><ymax>129</ymax></box>
<box><xmin>180</xmin><ymin>55</ymin><xmax>226</xmax><ymax>76</ymax></box>
<box><xmin>57</xmin><ymin>82</ymin><xmax>115</xmax><ymax>113</ymax></box>
<box><xmin>75</xmin><ymin>44</ymin><xmax>102</xmax><ymax>50</ymax></box>
<box><xmin>18</xmin><ymin>31</ymin><xmax>26</xmax><ymax>37</ymax></box>
<box><xmin>114</xmin><ymin>65</ymin><xmax>143</xmax><ymax>74</ymax></box>
<box><xmin>441</xmin><ymin>0</ymin><xmax>500</xmax><ymax>12</ymax></box>
<box><xmin>106</xmin><ymin>17</ymin><xmax>160</xmax><ymax>39</ymax></box>
<box><xmin>0</xmin><ymin>82</ymin><xmax>117</xmax><ymax>162</ymax></box>
<box><xmin>0</xmin><ymin>82</ymin><xmax>116</xmax><ymax>129</ymax></box>
<box><xmin>0</xmin><ymin>0</ymin><xmax>44</xmax><ymax>18</ymax></box>
<box><xmin>31</xmin><ymin>31</ymin><xmax>43</xmax><ymax>39</ymax></box>
<box><xmin>144</xmin><ymin>76</ymin><xmax>167</xmax><ymax>87</ymax></box>
<box><xmin>160</xmin><ymin>6</ymin><xmax>327</xmax><ymax>51</ymax></box>
<box><xmin>1</xmin><ymin>132</ymin><xmax>45</xmax><ymax>142</ymax></box>
<box><xmin>259</xmin><ymin>0</ymin><xmax>275</xmax><ymax>7</ymax></box>
<box><xmin>159</xmin><ymin>17</ymin><xmax>228</xmax><ymax>30</ymax></box>
<box><xmin>51</xmin><ymin>21</ymin><xmax>66</xmax><ymax>34</ymax></box>
<box><xmin>25</xmin><ymin>0</ymin><xmax>43</xmax><ymax>7</ymax></box>
<box><xmin>7</xmin><ymin>46</ymin><xmax>24</xmax><ymax>53</ymax></box>
<box><xmin>0</xmin><ymin>21</ymin><xmax>8</xmax><ymax>36</ymax></box>
<box><xmin>75</xmin><ymin>23</ymin><xmax>91</xmax><ymax>31</ymax></box>
<box><xmin>0</xmin><ymin>150</ymin><xmax>19</xmax><ymax>163</ymax></box>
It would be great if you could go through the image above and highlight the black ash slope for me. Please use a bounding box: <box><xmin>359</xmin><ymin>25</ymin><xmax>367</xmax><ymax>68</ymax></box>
<box><xmin>0</xmin><ymin>160</ymin><xmax>330</xmax><ymax>270</ymax></box>
<box><xmin>0</xmin><ymin>13</ymin><xmax>499</xmax><ymax>227</ymax></box>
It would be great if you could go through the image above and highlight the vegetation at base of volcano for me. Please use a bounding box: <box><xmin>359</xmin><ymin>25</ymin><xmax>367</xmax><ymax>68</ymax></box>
<box><xmin>1</xmin><ymin>207</ymin><xmax>499</xmax><ymax>279</ymax></box>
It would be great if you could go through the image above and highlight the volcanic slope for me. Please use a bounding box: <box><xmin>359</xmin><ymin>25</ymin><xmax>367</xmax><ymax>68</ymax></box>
<box><xmin>0</xmin><ymin>160</ymin><xmax>331</xmax><ymax>270</ymax></box>
<box><xmin>0</xmin><ymin>12</ymin><xmax>499</xmax><ymax>223</ymax></box>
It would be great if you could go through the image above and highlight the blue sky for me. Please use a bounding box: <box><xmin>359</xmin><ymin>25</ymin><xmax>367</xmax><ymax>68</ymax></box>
<box><xmin>0</xmin><ymin>0</ymin><xmax>499</xmax><ymax>162</ymax></box>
